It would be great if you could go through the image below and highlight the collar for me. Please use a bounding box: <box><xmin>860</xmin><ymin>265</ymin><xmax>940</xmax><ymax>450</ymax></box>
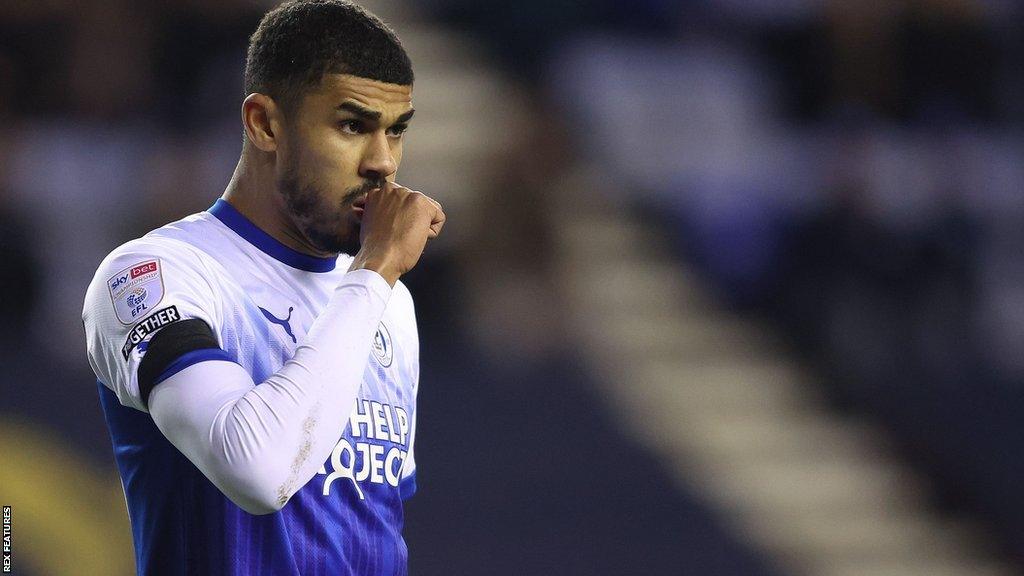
<box><xmin>208</xmin><ymin>199</ymin><xmax>337</xmax><ymax>273</ymax></box>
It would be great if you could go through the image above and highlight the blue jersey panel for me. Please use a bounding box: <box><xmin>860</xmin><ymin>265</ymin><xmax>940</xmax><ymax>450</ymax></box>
<box><xmin>99</xmin><ymin>380</ymin><xmax>410</xmax><ymax>576</ymax></box>
<box><xmin>90</xmin><ymin>206</ymin><xmax>419</xmax><ymax>575</ymax></box>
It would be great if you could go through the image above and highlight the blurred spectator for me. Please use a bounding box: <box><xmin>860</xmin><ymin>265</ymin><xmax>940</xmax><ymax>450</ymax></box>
<box><xmin>762</xmin><ymin>0</ymin><xmax>1001</xmax><ymax>122</ymax></box>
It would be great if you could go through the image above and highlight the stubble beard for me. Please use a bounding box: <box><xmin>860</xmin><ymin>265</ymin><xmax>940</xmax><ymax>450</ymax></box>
<box><xmin>277</xmin><ymin>168</ymin><xmax>381</xmax><ymax>256</ymax></box>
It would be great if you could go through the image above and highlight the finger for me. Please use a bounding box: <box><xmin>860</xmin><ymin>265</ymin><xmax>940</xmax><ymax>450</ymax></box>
<box><xmin>406</xmin><ymin>189</ymin><xmax>441</xmax><ymax>210</ymax></box>
<box><xmin>420</xmin><ymin>194</ymin><xmax>443</xmax><ymax>220</ymax></box>
<box><xmin>365</xmin><ymin>184</ymin><xmax>384</xmax><ymax>201</ymax></box>
<box><xmin>428</xmin><ymin>211</ymin><xmax>446</xmax><ymax>238</ymax></box>
<box><xmin>424</xmin><ymin>195</ymin><xmax>442</xmax><ymax>213</ymax></box>
<box><xmin>408</xmin><ymin>191</ymin><xmax>443</xmax><ymax>222</ymax></box>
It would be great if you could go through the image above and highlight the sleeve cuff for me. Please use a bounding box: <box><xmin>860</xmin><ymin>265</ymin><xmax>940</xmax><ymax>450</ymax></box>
<box><xmin>342</xmin><ymin>268</ymin><xmax>393</xmax><ymax>304</ymax></box>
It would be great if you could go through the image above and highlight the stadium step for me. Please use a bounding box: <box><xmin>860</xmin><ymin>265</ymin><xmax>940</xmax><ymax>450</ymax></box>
<box><xmin>550</xmin><ymin>181</ymin><xmax>1012</xmax><ymax>575</ymax></box>
<box><xmin>350</xmin><ymin>4</ymin><xmax>1013</xmax><ymax>572</ymax></box>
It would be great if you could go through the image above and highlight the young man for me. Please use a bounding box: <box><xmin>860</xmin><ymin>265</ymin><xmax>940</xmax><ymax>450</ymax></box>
<box><xmin>82</xmin><ymin>1</ymin><xmax>444</xmax><ymax>574</ymax></box>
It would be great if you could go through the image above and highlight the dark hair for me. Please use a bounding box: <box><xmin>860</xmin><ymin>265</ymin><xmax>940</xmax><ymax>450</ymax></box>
<box><xmin>244</xmin><ymin>0</ymin><xmax>413</xmax><ymax>113</ymax></box>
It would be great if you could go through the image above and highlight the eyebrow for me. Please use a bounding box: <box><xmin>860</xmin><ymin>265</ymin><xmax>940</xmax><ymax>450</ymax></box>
<box><xmin>395</xmin><ymin>109</ymin><xmax>416</xmax><ymax>124</ymax></box>
<box><xmin>337</xmin><ymin>101</ymin><xmax>415</xmax><ymax>124</ymax></box>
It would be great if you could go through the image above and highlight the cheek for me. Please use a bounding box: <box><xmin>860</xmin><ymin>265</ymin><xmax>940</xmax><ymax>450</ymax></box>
<box><xmin>307</xmin><ymin>132</ymin><xmax>363</xmax><ymax>175</ymax></box>
<box><xmin>392</xmin><ymin>143</ymin><xmax>404</xmax><ymax>169</ymax></box>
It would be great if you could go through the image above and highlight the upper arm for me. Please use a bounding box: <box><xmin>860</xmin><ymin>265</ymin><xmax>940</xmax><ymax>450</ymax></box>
<box><xmin>147</xmin><ymin>358</ymin><xmax>282</xmax><ymax>515</ymax></box>
<box><xmin>83</xmin><ymin>239</ymin><xmax>223</xmax><ymax>412</ymax></box>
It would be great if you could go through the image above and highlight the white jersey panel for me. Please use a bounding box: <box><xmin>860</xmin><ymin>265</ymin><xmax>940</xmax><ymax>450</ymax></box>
<box><xmin>86</xmin><ymin>200</ymin><xmax>422</xmax><ymax>575</ymax></box>
<box><xmin>83</xmin><ymin>235</ymin><xmax>224</xmax><ymax>412</ymax></box>
<box><xmin>85</xmin><ymin>203</ymin><xmax>420</xmax><ymax>495</ymax></box>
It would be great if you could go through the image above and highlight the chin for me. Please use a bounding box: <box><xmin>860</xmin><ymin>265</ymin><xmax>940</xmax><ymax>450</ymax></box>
<box><xmin>322</xmin><ymin>234</ymin><xmax>362</xmax><ymax>256</ymax></box>
<box><xmin>298</xmin><ymin>223</ymin><xmax>355</xmax><ymax>255</ymax></box>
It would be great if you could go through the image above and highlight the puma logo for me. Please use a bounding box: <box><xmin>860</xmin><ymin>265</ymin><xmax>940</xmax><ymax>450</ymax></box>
<box><xmin>259</xmin><ymin>306</ymin><xmax>297</xmax><ymax>344</ymax></box>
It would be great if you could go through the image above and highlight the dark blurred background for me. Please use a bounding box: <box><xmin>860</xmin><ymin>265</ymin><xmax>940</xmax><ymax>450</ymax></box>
<box><xmin>1</xmin><ymin>1</ymin><xmax>1023</xmax><ymax>575</ymax></box>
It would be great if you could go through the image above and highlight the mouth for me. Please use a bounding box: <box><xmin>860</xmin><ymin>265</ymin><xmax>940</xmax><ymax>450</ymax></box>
<box><xmin>351</xmin><ymin>195</ymin><xmax>367</xmax><ymax>218</ymax></box>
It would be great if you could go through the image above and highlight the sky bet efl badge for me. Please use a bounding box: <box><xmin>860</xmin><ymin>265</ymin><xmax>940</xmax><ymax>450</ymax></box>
<box><xmin>107</xmin><ymin>259</ymin><xmax>165</xmax><ymax>325</ymax></box>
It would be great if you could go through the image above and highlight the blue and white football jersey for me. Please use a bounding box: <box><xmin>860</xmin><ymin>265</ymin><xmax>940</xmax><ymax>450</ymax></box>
<box><xmin>82</xmin><ymin>199</ymin><xmax>419</xmax><ymax>576</ymax></box>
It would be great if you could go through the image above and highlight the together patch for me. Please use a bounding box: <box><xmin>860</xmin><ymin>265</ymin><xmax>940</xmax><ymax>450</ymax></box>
<box><xmin>122</xmin><ymin>305</ymin><xmax>182</xmax><ymax>360</ymax></box>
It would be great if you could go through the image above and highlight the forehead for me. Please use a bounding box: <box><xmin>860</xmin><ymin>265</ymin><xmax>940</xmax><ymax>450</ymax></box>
<box><xmin>304</xmin><ymin>73</ymin><xmax>413</xmax><ymax>115</ymax></box>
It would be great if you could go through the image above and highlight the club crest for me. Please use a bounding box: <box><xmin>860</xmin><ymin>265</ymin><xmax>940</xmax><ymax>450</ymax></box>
<box><xmin>372</xmin><ymin>322</ymin><xmax>393</xmax><ymax>367</ymax></box>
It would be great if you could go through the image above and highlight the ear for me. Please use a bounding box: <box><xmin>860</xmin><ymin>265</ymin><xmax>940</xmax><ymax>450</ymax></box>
<box><xmin>242</xmin><ymin>93</ymin><xmax>282</xmax><ymax>152</ymax></box>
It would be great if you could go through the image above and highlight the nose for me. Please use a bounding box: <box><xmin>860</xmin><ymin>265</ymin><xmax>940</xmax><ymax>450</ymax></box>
<box><xmin>358</xmin><ymin>131</ymin><xmax>397</xmax><ymax>182</ymax></box>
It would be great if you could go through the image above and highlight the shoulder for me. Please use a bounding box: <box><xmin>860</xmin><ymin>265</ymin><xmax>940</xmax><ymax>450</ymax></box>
<box><xmin>89</xmin><ymin>213</ymin><xmax>226</xmax><ymax>284</ymax></box>
<box><xmin>82</xmin><ymin>213</ymin><xmax>228</xmax><ymax>412</ymax></box>
<box><xmin>83</xmin><ymin>214</ymin><xmax>224</xmax><ymax>322</ymax></box>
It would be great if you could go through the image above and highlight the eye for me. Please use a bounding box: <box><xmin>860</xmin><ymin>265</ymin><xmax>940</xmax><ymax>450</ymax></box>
<box><xmin>339</xmin><ymin>120</ymin><xmax>364</xmax><ymax>135</ymax></box>
<box><xmin>386</xmin><ymin>124</ymin><xmax>408</xmax><ymax>138</ymax></box>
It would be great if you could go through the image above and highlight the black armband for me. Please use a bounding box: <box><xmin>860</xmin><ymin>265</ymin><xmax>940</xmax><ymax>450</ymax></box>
<box><xmin>138</xmin><ymin>318</ymin><xmax>219</xmax><ymax>407</ymax></box>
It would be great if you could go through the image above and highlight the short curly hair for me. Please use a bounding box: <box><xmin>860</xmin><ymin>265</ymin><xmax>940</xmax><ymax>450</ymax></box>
<box><xmin>244</xmin><ymin>0</ymin><xmax>413</xmax><ymax>113</ymax></box>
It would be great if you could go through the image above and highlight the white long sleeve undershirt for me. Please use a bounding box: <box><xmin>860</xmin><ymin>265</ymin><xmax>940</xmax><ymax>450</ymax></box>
<box><xmin>148</xmin><ymin>268</ymin><xmax>392</xmax><ymax>515</ymax></box>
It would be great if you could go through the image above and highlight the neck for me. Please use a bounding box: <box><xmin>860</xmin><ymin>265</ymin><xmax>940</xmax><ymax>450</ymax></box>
<box><xmin>221</xmin><ymin>147</ymin><xmax>337</xmax><ymax>259</ymax></box>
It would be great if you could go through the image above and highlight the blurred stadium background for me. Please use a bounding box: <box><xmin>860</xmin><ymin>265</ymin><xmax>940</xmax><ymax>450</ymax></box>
<box><xmin>2</xmin><ymin>0</ymin><xmax>1024</xmax><ymax>574</ymax></box>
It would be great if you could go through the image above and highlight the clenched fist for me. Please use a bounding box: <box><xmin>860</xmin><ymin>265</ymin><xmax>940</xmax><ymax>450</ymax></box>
<box><xmin>349</xmin><ymin>182</ymin><xmax>445</xmax><ymax>285</ymax></box>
